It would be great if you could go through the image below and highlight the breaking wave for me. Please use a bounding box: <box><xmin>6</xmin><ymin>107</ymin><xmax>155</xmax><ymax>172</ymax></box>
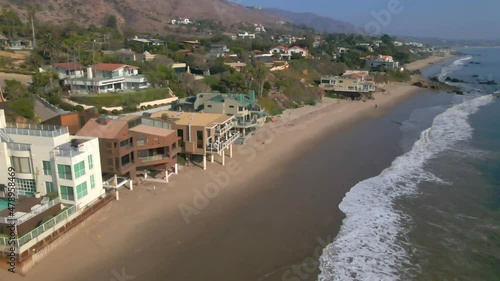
<box><xmin>318</xmin><ymin>94</ymin><xmax>494</xmax><ymax>281</ymax></box>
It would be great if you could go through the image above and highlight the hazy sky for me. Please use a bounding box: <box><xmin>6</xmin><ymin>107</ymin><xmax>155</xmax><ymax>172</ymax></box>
<box><xmin>239</xmin><ymin>0</ymin><xmax>500</xmax><ymax>40</ymax></box>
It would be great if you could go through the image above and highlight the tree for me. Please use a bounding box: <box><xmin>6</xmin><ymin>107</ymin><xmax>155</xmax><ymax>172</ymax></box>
<box><xmin>254</xmin><ymin>62</ymin><xmax>268</xmax><ymax>97</ymax></box>
<box><xmin>11</xmin><ymin>98</ymin><xmax>35</xmax><ymax>120</ymax></box>
<box><xmin>3</xmin><ymin>79</ymin><xmax>27</xmax><ymax>100</ymax></box>
<box><xmin>39</xmin><ymin>32</ymin><xmax>61</xmax><ymax>62</ymax></box>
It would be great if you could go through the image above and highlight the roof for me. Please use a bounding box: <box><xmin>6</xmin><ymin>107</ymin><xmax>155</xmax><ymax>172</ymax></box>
<box><xmin>76</xmin><ymin>118</ymin><xmax>129</xmax><ymax>139</ymax></box>
<box><xmin>129</xmin><ymin>124</ymin><xmax>175</xmax><ymax>137</ymax></box>
<box><xmin>53</xmin><ymin>62</ymin><xmax>85</xmax><ymax>70</ymax></box>
<box><xmin>289</xmin><ymin>46</ymin><xmax>308</xmax><ymax>52</ymax></box>
<box><xmin>225</xmin><ymin>62</ymin><xmax>246</xmax><ymax>68</ymax></box>
<box><xmin>93</xmin><ymin>63</ymin><xmax>138</xmax><ymax>72</ymax></box>
<box><xmin>172</xmin><ymin>63</ymin><xmax>187</xmax><ymax>68</ymax></box>
<box><xmin>150</xmin><ymin>111</ymin><xmax>232</xmax><ymax>127</ymax></box>
<box><xmin>0</xmin><ymin>34</ymin><xmax>7</xmax><ymax>40</ymax></box>
<box><xmin>116</xmin><ymin>48</ymin><xmax>136</xmax><ymax>55</ymax></box>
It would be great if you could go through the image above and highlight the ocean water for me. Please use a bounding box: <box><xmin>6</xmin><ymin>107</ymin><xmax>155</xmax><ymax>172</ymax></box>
<box><xmin>319</xmin><ymin>48</ymin><xmax>500</xmax><ymax>281</ymax></box>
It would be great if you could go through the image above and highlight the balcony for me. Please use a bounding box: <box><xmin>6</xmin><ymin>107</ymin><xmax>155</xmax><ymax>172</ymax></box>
<box><xmin>7</xmin><ymin>143</ymin><xmax>31</xmax><ymax>151</ymax></box>
<box><xmin>206</xmin><ymin>131</ymin><xmax>240</xmax><ymax>153</ymax></box>
<box><xmin>138</xmin><ymin>155</ymin><xmax>166</xmax><ymax>163</ymax></box>
<box><xmin>3</xmin><ymin>123</ymin><xmax>68</xmax><ymax>138</ymax></box>
<box><xmin>53</xmin><ymin>148</ymin><xmax>85</xmax><ymax>158</ymax></box>
<box><xmin>0</xmin><ymin>197</ymin><xmax>61</xmax><ymax>225</ymax></box>
<box><xmin>247</xmin><ymin>105</ymin><xmax>264</xmax><ymax>112</ymax></box>
<box><xmin>214</xmin><ymin>123</ymin><xmax>233</xmax><ymax>135</ymax></box>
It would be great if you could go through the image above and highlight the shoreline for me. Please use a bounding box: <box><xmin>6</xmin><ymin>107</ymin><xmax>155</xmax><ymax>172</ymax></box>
<box><xmin>0</xmin><ymin>56</ymin><xmax>455</xmax><ymax>281</ymax></box>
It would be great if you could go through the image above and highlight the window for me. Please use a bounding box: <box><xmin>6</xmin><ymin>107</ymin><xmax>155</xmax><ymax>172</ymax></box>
<box><xmin>229</xmin><ymin>105</ymin><xmax>235</xmax><ymax>108</ymax></box>
<box><xmin>76</xmin><ymin>182</ymin><xmax>88</xmax><ymax>199</ymax></box>
<box><xmin>207</xmin><ymin>105</ymin><xmax>212</xmax><ymax>108</ymax></box>
<box><xmin>57</xmin><ymin>164</ymin><xmax>72</xmax><ymax>180</ymax></box>
<box><xmin>88</xmin><ymin>155</ymin><xmax>94</xmax><ymax>169</ymax></box>
<box><xmin>120</xmin><ymin>139</ymin><xmax>129</xmax><ymax>147</ymax></box>
<box><xmin>196</xmin><ymin>131</ymin><xmax>203</xmax><ymax>149</ymax></box>
<box><xmin>43</xmin><ymin>161</ymin><xmax>51</xmax><ymax>175</ymax></box>
<box><xmin>90</xmin><ymin>175</ymin><xmax>96</xmax><ymax>189</ymax></box>
<box><xmin>74</xmin><ymin>161</ymin><xmax>85</xmax><ymax>179</ymax></box>
<box><xmin>11</xmin><ymin>156</ymin><xmax>31</xmax><ymax>174</ymax></box>
<box><xmin>46</xmin><ymin>182</ymin><xmax>55</xmax><ymax>193</ymax></box>
<box><xmin>238</xmin><ymin>106</ymin><xmax>244</xmax><ymax>111</ymax></box>
<box><xmin>60</xmin><ymin>185</ymin><xmax>75</xmax><ymax>201</ymax></box>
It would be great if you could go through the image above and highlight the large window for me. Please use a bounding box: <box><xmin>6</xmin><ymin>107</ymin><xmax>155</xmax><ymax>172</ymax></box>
<box><xmin>43</xmin><ymin>161</ymin><xmax>51</xmax><ymax>175</ymax></box>
<box><xmin>57</xmin><ymin>164</ymin><xmax>72</xmax><ymax>180</ymax></box>
<box><xmin>45</xmin><ymin>182</ymin><xmax>55</xmax><ymax>193</ymax></box>
<box><xmin>60</xmin><ymin>185</ymin><xmax>74</xmax><ymax>201</ymax></box>
<box><xmin>88</xmin><ymin>155</ymin><xmax>94</xmax><ymax>170</ymax></box>
<box><xmin>74</xmin><ymin>161</ymin><xmax>85</xmax><ymax>179</ymax></box>
<box><xmin>90</xmin><ymin>175</ymin><xmax>95</xmax><ymax>189</ymax></box>
<box><xmin>11</xmin><ymin>156</ymin><xmax>31</xmax><ymax>174</ymax></box>
<box><xmin>76</xmin><ymin>182</ymin><xmax>88</xmax><ymax>199</ymax></box>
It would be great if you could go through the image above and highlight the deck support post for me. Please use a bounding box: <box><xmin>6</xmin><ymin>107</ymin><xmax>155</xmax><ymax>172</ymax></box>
<box><xmin>203</xmin><ymin>154</ymin><xmax>207</xmax><ymax>170</ymax></box>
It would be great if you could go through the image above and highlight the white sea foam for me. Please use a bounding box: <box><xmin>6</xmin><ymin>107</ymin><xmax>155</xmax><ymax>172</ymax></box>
<box><xmin>438</xmin><ymin>56</ymin><xmax>472</xmax><ymax>82</ymax></box>
<box><xmin>318</xmin><ymin>95</ymin><xmax>494</xmax><ymax>281</ymax></box>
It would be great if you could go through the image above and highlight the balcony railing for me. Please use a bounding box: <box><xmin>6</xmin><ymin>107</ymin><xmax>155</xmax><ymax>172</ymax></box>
<box><xmin>206</xmin><ymin>131</ymin><xmax>240</xmax><ymax>153</ymax></box>
<box><xmin>139</xmin><ymin>155</ymin><xmax>165</xmax><ymax>162</ymax></box>
<box><xmin>53</xmin><ymin>148</ymin><xmax>84</xmax><ymax>158</ymax></box>
<box><xmin>215</xmin><ymin>124</ymin><xmax>233</xmax><ymax>135</ymax></box>
<box><xmin>7</xmin><ymin>142</ymin><xmax>31</xmax><ymax>151</ymax></box>
<box><xmin>4</xmin><ymin>123</ymin><xmax>68</xmax><ymax>138</ymax></box>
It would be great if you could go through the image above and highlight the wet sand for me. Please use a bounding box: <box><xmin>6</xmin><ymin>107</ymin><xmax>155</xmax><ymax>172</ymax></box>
<box><xmin>0</xmin><ymin>61</ymin><xmax>451</xmax><ymax>281</ymax></box>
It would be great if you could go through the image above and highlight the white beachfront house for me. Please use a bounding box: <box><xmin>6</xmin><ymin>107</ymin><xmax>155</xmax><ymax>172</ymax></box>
<box><xmin>0</xmin><ymin>110</ymin><xmax>105</xmax><ymax>208</ymax></box>
<box><xmin>364</xmin><ymin>55</ymin><xmax>400</xmax><ymax>71</ymax></box>
<box><xmin>52</xmin><ymin>62</ymin><xmax>86</xmax><ymax>79</ymax></box>
<box><xmin>64</xmin><ymin>63</ymin><xmax>150</xmax><ymax>94</ymax></box>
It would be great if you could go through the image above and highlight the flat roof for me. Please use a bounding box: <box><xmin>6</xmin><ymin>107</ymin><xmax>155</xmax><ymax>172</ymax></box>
<box><xmin>129</xmin><ymin>124</ymin><xmax>175</xmax><ymax>137</ymax></box>
<box><xmin>151</xmin><ymin>111</ymin><xmax>232</xmax><ymax>127</ymax></box>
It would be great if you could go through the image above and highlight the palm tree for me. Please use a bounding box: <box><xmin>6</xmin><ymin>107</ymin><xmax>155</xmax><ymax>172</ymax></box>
<box><xmin>39</xmin><ymin>32</ymin><xmax>61</xmax><ymax>62</ymax></box>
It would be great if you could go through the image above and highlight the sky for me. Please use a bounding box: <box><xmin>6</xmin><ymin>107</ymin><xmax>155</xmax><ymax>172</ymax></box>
<box><xmin>238</xmin><ymin>0</ymin><xmax>500</xmax><ymax>40</ymax></box>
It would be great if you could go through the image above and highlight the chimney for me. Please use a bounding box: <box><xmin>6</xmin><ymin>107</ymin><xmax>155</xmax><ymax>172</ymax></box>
<box><xmin>87</xmin><ymin>66</ymin><xmax>93</xmax><ymax>79</ymax></box>
<box><xmin>97</xmin><ymin>116</ymin><xmax>110</xmax><ymax>125</ymax></box>
<box><xmin>249</xmin><ymin>90</ymin><xmax>256</xmax><ymax>102</ymax></box>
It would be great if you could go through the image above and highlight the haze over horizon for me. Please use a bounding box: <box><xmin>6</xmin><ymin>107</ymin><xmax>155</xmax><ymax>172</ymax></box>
<box><xmin>240</xmin><ymin>0</ymin><xmax>500</xmax><ymax>40</ymax></box>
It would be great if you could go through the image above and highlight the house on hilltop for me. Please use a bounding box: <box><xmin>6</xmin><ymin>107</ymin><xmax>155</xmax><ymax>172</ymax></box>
<box><xmin>363</xmin><ymin>55</ymin><xmax>401</xmax><ymax>71</ymax></box>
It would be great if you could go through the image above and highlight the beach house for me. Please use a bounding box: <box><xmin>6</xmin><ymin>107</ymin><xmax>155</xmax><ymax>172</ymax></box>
<box><xmin>76</xmin><ymin>115</ymin><xmax>180</xmax><ymax>180</ymax></box>
<box><xmin>320</xmin><ymin>70</ymin><xmax>377</xmax><ymax>98</ymax></box>
<box><xmin>52</xmin><ymin>62</ymin><xmax>86</xmax><ymax>80</ymax></box>
<box><xmin>149</xmin><ymin>111</ymin><xmax>239</xmax><ymax>170</ymax></box>
<box><xmin>0</xmin><ymin>109</ymin><xmax>106</xmax><ymax>209</ymax></box>
<box><xmin>364</xmin><ymin>55</ymin><xmax>400</xmax><ymax>71</ymax></box>
<box><xmin>195</xmin><ymin>91</ymin><xmax>267</xmax><ymax>143</ymax></box>
<box><xmin>66</xmin><ymin>63</ymin><xmax>150</xmax><ymax>94</ymax></box>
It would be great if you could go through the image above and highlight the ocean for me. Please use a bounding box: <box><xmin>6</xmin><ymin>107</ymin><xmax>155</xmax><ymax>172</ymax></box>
<box><xmin>319</xmin><ymin>49</ymin><xmax>500</xmax><ymax>281</ymax></box>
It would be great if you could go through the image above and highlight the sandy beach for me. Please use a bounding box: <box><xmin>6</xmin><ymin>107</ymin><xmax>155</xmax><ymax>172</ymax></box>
<box><xmin>0</xmin><ymin>56</ymin><xmax>456</xmax><ymax>281</ymax></box>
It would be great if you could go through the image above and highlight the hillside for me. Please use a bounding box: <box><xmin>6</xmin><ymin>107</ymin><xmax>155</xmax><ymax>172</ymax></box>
<box><xmin>265</xmin><ymin>8</ymin><xmax>358</xmax><ymax>34</ymax></box>
<box><xmin>0</xmin><ymin>0</ymin><xmax>283</xmax><ymax>33</ymax></box>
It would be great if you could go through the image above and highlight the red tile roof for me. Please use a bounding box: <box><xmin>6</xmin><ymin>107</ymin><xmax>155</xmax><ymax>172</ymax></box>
<box><xmin>93</xmin><ymin>63</ymin><xmax>138</xmax><ymax>72</ymax></box>
<box><xmin>53</xmin><ymin>62</ymin><xmax>85</xmax><ymax>70</ymax></box>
